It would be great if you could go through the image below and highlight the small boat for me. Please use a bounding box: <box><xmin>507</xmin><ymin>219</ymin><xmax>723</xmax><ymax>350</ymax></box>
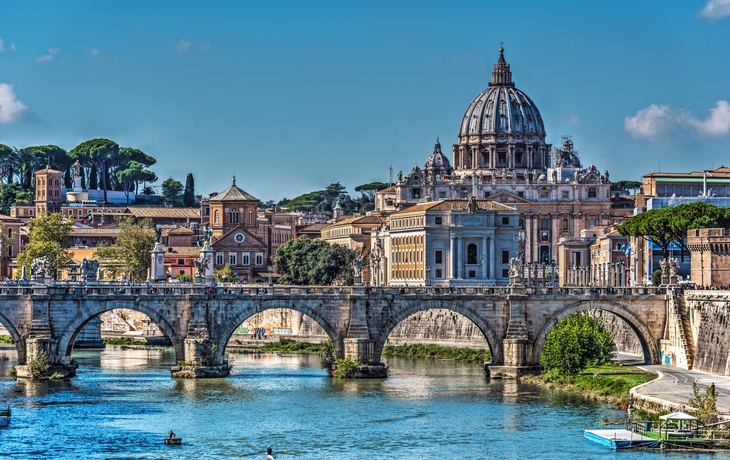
<box><xmin>266</xmin><ymin>455</ymin><xmax>275</xmax><ymax>460</ymax></box>
<box><xmin>164</xmin><ymin>437</ymin><xmax>182</xmax><ymax>445</ymax></box>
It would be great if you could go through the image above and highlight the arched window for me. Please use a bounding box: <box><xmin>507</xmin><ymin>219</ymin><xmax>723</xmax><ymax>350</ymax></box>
<box><xmin>541</xmin><ymin>218</ymin><xmax>549</xmax><ymax>230</ymax></box>
<box><xmin>562</xmin><ymin>218</ymin><xmax>568</xmax><ymax>231</ymax></box>
<box><xmin>588</xmin><ymin>217</ymin><xmax>596</xmax><ymax>227</ymax></box>
<box><xmin>467</xmin><ymin>244</ymin><xmax>477</xmax><ymax>264</ymax></box>
<box><xmin>229</xmin><ymin>209</ymin><xmax>239</xmax><ymax>224</ymax></box>
<box><xmin>214</xmin><ymin>210</ymin><xmax>220</xmax><ymax>224</ymax></box>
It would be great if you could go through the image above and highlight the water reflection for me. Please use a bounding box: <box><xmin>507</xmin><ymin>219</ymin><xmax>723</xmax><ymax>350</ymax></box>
<box><xmin>0</xmin><ymin>347</ymin><xmax>716</xmax><ymax>459</ymax></box>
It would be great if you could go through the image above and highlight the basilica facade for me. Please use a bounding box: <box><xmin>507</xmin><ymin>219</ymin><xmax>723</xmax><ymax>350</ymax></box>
<box><xmin>375</xmin><ymin>47</ymin><xmax>618</xmax><ymax>267</ymax></box>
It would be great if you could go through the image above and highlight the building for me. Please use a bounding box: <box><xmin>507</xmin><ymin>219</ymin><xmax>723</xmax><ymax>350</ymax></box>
<box><xmin>374</xmin><ymin>47</ymin><xmax>618</xmax><ymax>268</ymax></box>
<box><xmin>559</xmin><ymin>226</ymin><xmax>628</xmax><ymax>287</ymax></box>
<box><xmin>35</xmin><ymin>167</ymin><xmax>63</xmax><ymax>215</ymax></box>
<box><xmin>0</xmin><ymin>214</ymin><xmax>25</xmax><ymax>278</ymax></box>
<box><xmin>319</xmin><ymin>215</ymin><xmax>385</xmax><ymax>284</ymax></box>
<box><xmin>207</xmin><ymin>178</ymin><xmax>269</xmax><ymax>283</ymax></box>
<box><xmin>371</xmin><ymin>199</ymin><xmax>519</xmax><ymax>287</ymax></box>
<box><xmin>687</xmin><ymin>228</ymin><xmax>730</xmax><ymax>287</ymax></box>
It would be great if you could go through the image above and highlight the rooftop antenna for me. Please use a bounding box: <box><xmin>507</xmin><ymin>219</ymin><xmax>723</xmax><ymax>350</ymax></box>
<box><xmin>388</xmin><ymin>164</ymin><xmax>393</xmax><ymax>186</ymax></box>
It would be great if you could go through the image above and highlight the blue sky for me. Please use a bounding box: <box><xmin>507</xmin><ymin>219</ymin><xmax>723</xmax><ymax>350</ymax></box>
<box><xmin>1</xmin><ymin>1</ymin><xmax>729</xmax><ymax>201</ymax></box>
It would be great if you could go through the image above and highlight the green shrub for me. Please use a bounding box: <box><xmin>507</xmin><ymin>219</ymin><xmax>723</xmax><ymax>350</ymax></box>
<box><xmin>28</xmin><ymin>349</ymin><xmax>51</xmax><ymax>379</ymax></box>
<box><xmin>540</xmin><ymin>312</ymin><xmax>616</xmax><ymax>376</ymax></box>
<box><xmin>332</xmin><ymin>358</ymin><xmax>360</xmax><ymax>378</ymax></box>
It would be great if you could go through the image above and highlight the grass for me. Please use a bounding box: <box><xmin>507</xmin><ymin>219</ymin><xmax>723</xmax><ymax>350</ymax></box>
<box><xmin>522</xmin><ymin>363</ymin><xmax>658</xmax><ymax>405</ymax></box>
<box><xmin>103</xmin><ymin>337</ymin><xmax>145</xmax><ymax>345</ymax></box>
<box><xmin>258</xmin><ymin>338</ymin><xmax>326</xmax><ymax>353</ymax></box>
<box><xmin>382</xmin><ymin>343</ymin><xmax>491</xmax><ymax>362</ymax></box>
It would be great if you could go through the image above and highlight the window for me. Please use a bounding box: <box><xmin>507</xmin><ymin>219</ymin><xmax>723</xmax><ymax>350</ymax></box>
<box><xmin>435</xmin><ymin>217</ymin><xmax>442</xmax><ymax>225</ymax></box>
<box><xmin>588</xmin><ymin>217</ymin><xmax>596</xmax><ymax>227</ymax></box>
<box><xmin>541</xmin><ymin>218</ymin><xmax>549</xmax><ymax>229</ymax></box>
<box><xmin>539</xmin><ymin>190</ymin><xmax>549</xmax><ymax>198</ymax></box>
<box><xmin>502</xmin><ymin>250</ymin><xmax>510</xmax><ymax>264</ymax></box>
<box><xmin>179</xmin><ymin>269</ymin><xmax>185</xmax><ymax>275</ymax></box>
<box><xmin>467</xmin><ymin>244</ymin><xmax>478</xmax><ymax>264</ymax></box>
<box><xmin>469</xmin><ymin>270</ymin><xmax>476</xmax><ymax>278</ymax></box>
<box><xmin>435</xmin><ymin>250</ymin><xmax>443</xmax><ymax>264</ymax></box>
<box><xmin>242</xmin><ymin>253</ymin><xmax>250</xmax><ymax>265</ymax></box>
<box><xmin>484</xmin><ymin>191</ymin><xmax>491</xmax><ymax>197</ymax></box>
<box><xmin>255</xmin><ymin>252</ymin><xmax>264</xmax><ymax>265</ymax></box>
<box><xmin>230</xmin><ymin>209</ymin><xmax>239</xmax><ymax>224</ymax></box>
<box><xmin>249</xmin><ymin>211</ymin><xmax>254</xmax><ymax>224</ymax></box>
<box><xmin>502</xmin><ymin>217</ymin><xmax>509</xmax><ymax>225</ymax></box>
<box><xmin>519</xmin><ymin>219</ymin><xmax>524</xmax><ymax>228</ymax></box>
<box><xmin>229</xmin><ymin>253</ymin><xmax>237</xmax><ymax>265</ymax></box>
<box><xmin>588</xmin><ymin>188</ymin><xmax>597</xmax><ymax>198</ymax></box>
<box><xmin>177</xmin><ymin>259</ymin><xmax>184</xmax><ymax>265</ymax></box>
<box><xmin>438</xmin><ymin>191</ymin><xmax>446</xmax><ymax>199</ymax></box>
<box><xmin>412</xmin><ymin>188</ymin><xmax>421</xmax><ymax>199</ymax></box>
<box><xmin>562</xmin><ymin>219</ymin><xmax>569</xmax><ymax>231</ymax></box>
<box><xmin>541</xmin><ymin>231</ymin><xmax>549</xmax><ymax>242</ymax></box>
<box><xmin>216</xmin><ymin>253</ymin><xmax>224</xmax><ymax>265</ymax></box>
<box><xmin>214</xmin><ymin>210</ymin><xmax>220</xmax><ymax>224</ymax></box>
<box><xmin>435</xmin><ymin>269</ymin><xmax>442</xmax><ymax>278</ymax></box>
<box><xmin>562</xmin><ymin>191</ymin><xmax>569</xmax><ymax>199</ymax></box>
<box><xmin>517</xmin><ymin>191</ymin><xmax>524</xmax><ymax>198</ymax></box>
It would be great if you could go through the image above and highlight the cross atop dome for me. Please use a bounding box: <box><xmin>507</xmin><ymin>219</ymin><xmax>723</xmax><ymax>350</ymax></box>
<box><xmin>489</xmin><ymin>43</ymin><xmax>514</xmax><ymax>87</ymax></box>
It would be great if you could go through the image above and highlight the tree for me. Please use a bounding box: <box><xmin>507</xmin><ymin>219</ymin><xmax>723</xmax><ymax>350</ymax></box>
<box><xmin>16</xmin><ymin>213</ymin><xmax>74</xmax><ymax>280</ymax></box>
<box><xmin>161</xmin><ymin>177</ymin><xmax>184</xmax><ymax>205</ymax></box>
<box><xmin>618</xmin><ymin>207</ymin><xmax>675</xmax><ymax>260</ymax></box>
<box><xmin>214</xmin><ymin>263</ymin><xmax>238</xmax><ymax>283</ymax></box>
<box><xmin>116</xmin><ymin>161</ymin><xmax>145</xmax><ymax>205</ymax></box>
<box><xmin>183</xmin><ymin>173</ymin><xmax>195</xmax><ymax>207</ymax></box>
<box><xmin>354</xmin><ymin>181</ymin><xmax>390</xmax><ymax>202</ymax></box>
<box><xmin>540</xmin><ymin>312</ymin><xmax>617</xmax><ymax>376</ymax></box>
<box><xmin>0</xmin><ymin>221</ymin><xmax>14</xmax><ymax>275</ymax></box>
<box><xmin>274</xmin><ymin>236</ymin><xmax>357</xmax><ymax>285</ymax></box>
<box><xmin>687</xmin><ymin>382</ymin><xmax>718</xmax><ymax>425</ymax></box>
<box><xmin>611</xmin><ymin>180</ymin><xmax>642</xmax><ymax>194</ymax></box>
<box><xmin>95</xmin><ymin>217</ymin><xmax>156</xmax><ymax>281</ymax></box>
<box><xmin>0</xmin><ymin>144</ymin><xmax>13</xmax><ymax>184</ymax></box>
<box><xmin>69</xmin><ymin>138</ymin><xmax>120</xmax><ymax>203</ymax></box>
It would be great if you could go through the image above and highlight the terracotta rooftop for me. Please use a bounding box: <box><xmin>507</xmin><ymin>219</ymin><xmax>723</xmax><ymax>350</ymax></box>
<box><xmin>125</xmin><ymin>207</ymin><xmax>200</xmax><ymax>219</ymax></box>
<box><xmin>163</xmin><ymin>246</ymin><xmax>201</xmax><ymax>256</ymax></box>
<box><xmin>68</xmin><ymin>228</ymin><xmax>121</xmax><ymax>236</ymax></box>
<box><xmin>209</xmin><ymin>179</ymin><xmax>258</xmax><ymax>202</ymax></box>
<box><xmin>163</xmin><ymin>227</ymin><xmax>195</xmax><ymax>235</ymax></box>
<box><xmin>644</xmin><ymin>166</ymin><xmax>730</xmax><ymax>178</ymax></box>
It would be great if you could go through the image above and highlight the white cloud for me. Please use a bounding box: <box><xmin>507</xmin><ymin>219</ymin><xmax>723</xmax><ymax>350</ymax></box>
<box><xmin>36</xmin><ymin>48</ymin><xmax>60</xmax><ymax>63</ymax></box>
<box><xmin>0</xmin><ymin>83</ymin><xmax>29</xmax><ymax>124</ymax></box>
<box><xmin>0</xmin><ymin>38</ymin><xmax>4</xmax><ymax>52</ymax></box>
<box><xmin>176</xmin><ymin>40</ymin><xmax>210</xmax><ymax>53</ymax></box>
<box><xmin>625</xmin><ymin>101</ymin><xmax>730</xmax><ymax>141</ymax></box>
<box><xmin>176</xmin><ymin>40</ymin><xmax>192</xmax><ymax>53</ymax></box>
<box><xmin>699</xmin><ymin>0</ymin><xmax>730</xmax><ymax>20</ymax></box>
<box><xmin>90</xmin><ymin>47</ymin><xmax>101</xmax><ymax>58</ymax></box>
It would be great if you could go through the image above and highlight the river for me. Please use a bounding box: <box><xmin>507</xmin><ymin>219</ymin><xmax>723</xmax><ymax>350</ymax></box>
<box><xmin>0</xmin><ymin>344</ymin><xmax>725</xmax><ymax>459</ymax></box>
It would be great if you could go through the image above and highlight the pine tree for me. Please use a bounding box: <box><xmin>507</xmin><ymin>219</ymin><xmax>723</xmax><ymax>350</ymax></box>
<box><xmin>183</xmin><ymin>173</ymin><xmax>195</xmax><ymax>207</ymax></box>
<box><xmin>89</xmin><ymin>164</ymin><xmax>98</xmax><ymax>190</ymax></box>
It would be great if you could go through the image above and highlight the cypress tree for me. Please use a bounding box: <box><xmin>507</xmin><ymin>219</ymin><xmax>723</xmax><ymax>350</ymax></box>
<box><xmin>183</xmin><ymin>173</ymin><xmax>195</xmax><ymax>207</ymax></box>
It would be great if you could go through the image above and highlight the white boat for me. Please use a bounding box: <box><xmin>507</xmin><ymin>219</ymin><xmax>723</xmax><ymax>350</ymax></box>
<box><xmin>0</xmin><ymin>406</ymin><xmax>10</xmax><ymax>427</ymax></box>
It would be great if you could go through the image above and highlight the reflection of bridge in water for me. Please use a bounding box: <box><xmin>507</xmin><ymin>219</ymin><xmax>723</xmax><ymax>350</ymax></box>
<box><xmin>0</xmin><ymin>283</ymin><xmax>668</xmax><ymax>379</ymax></box>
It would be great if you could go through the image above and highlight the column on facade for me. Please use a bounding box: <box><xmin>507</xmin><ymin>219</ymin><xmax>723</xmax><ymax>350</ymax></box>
<box><xmin>450</xmin><ymin>236</ymin><xmax>457</xmax><ymax>280</ymax></box>
<box><xmin>457</xmin><ymin>239</ymin><xmax>463</xmax><ymax>279</ymax></box>
<box><xmin>508</xmin><ymin>146</ymin><xmax>514</xmax><ymax>169</ymax></box>
<box><xmin>481</xmin><ymin>237</ymin><xmax>487</xmax><ymax>280</ymax></box>
<box><xmin>489</xmin><ymin>237</ymin><xmax>495</xmax><ymax>280</ymax></box>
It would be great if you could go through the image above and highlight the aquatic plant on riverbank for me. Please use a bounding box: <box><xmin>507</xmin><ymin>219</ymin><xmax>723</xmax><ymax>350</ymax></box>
<box><xmin>522</xmin><ymin>363</ymin><xmax>657</xmax><ymax>405</ymax></box>
<box><xmin>382</xmin><ymin>343</ymin><xmax>491</xmax><ymax>362</ymax></box>
<box><xmin>103</xmin><ymin>337</ymin><xmax>144</xmax><ymax>345</ymax></box>
<box><xmin>260</xmin><ymin>338</ymin><xmax>326</xmax><ymax>353</ymax></box>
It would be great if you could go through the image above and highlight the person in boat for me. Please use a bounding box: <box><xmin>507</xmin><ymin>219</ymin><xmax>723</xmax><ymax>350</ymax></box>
<box><xmin>266</xmin><ymin>445</ymin><xmax>273</xmax><ymax>456</ymax></box>
<box><xmin>169</xmin><ymin>430</ymin><xmax>176</xmax><ymax>439</ymax></box>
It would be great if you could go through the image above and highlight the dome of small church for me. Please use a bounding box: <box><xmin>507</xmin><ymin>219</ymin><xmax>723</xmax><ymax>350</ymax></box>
<box><xmin>424</xmin><ymin>139</ymin><xmax>451</xmax><ymax>170</ymax></box>
<box><xmin>458</xmin><ymin>47</ymin><xmax>545</xmax><ymax>139</ymax></box>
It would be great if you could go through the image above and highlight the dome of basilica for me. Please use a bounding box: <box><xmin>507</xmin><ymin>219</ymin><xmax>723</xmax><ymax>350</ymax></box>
<box><xmin>458</xmin><ymin>47</ymin><xmax>545</xmax><ymax>139</ymax></box>
<box><xmin>424</xmin><ymin>139</ymin><xmax>451</xmax><ymax>170</ymax></box>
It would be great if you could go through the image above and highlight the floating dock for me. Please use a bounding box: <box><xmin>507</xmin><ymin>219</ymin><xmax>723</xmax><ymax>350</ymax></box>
<box><xmin>585</xmin><ymin>429</ymin><xmax>658</xmax><ymax>449</ymax></box>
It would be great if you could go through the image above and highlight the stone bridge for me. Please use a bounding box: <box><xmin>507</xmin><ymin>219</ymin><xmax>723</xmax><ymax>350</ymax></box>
<box><xmin>0</xmin><ymin>283</ymin><xmax>669</xmax><ymax>378</ymax></box>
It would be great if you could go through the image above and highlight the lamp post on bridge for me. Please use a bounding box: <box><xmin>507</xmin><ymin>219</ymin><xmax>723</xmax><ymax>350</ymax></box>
<box><xmin>267</xmin><ymin>265</ymin><xmax>273</xmax><ymax>286</ymax></box>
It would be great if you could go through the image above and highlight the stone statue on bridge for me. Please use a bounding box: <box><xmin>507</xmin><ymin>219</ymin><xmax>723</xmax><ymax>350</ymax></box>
<box><xmin>30</xmin><ymin>257</ymin><xmax>52</xmax><ymax>281</ymax></box>
<box><xmin>508</xmin><ymin>256</ymin><xmax>524</xmax><ymax>285</ymax></box>
<box><xmin>81</xmin><ymin>258</ymin><xmax>99</xmax><ymax>282</ymax></box>
<box><xmin>202</xmin><ymin>226</ymin><xmax>213</xmax><ymax>245</ymax></box>
<box><xmin>194</xmin><ymin>256</ymin><xmax>209</xmax><ymax>277</ymax></box>
<box><xmin>467</xmin><ymin>196</ymin><xmax>478</xmax><ymax>214</ymax></box>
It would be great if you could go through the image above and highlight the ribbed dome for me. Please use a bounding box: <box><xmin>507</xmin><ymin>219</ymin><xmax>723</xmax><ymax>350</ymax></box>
<box><xmin>424</xmin><ymin>139</ymin><xmax>451</xmax><ymax>170</ymax></box>
<box><xmin>458</xmin><ymin>47</ymin><xmax>545</xmax><ymax>138</ymax></box>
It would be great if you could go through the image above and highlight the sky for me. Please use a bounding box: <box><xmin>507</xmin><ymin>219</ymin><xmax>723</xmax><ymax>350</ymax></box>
<box><xmin>1</xmin><ymin>1</ymin><xmax>730</xmax><ymax>201</ymax></box>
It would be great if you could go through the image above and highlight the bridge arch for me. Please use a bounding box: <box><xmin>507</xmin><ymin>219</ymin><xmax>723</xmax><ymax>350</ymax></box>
<box><xmin>217</xmin><ymin>303</ymin><xmax>344</xmax><ymax>360</ymax></box>
<box><xmin>0</xmin><ymin>311</ymin><xmax>25</xmax><ymax>364</ymax></box>
<box><xmin>372</xmin><ymin>299</ymin><xmax>502</xmax><ymax>365</ymax></box>
<box><xmin>57</xmin><ymin>303</ymin><xmax>184</xmax><ymax>363</ymax></box>
<box><xmin>532</xmin><ymin>300</ymin><xmax>659</xmax><ymax>365</ymax></box>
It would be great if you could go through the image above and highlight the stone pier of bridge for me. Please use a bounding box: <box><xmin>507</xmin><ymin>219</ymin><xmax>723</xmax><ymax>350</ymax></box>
<box><xmin>0</xmin><ymin>283</ymin><xmax>668</xmax><ymax>379</ymax></box>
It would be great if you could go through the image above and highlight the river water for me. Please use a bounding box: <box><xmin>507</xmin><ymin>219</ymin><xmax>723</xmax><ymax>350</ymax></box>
<box><xmin>0</xmin><ymin>344</ymin><xmax>725</xmax><ymax>459</ymax></box>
